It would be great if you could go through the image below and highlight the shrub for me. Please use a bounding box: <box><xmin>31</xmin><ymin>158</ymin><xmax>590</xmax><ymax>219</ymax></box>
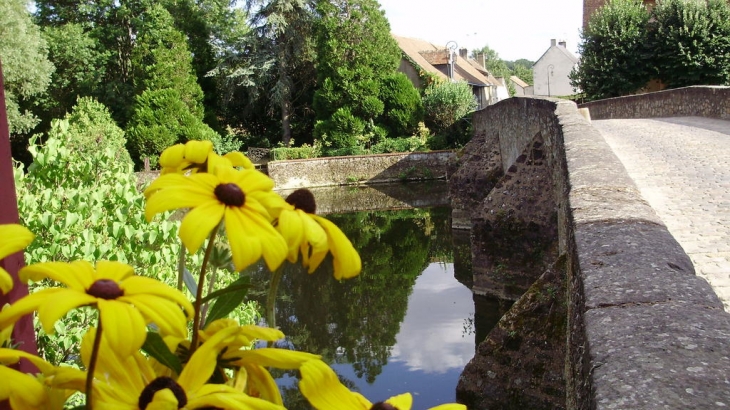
<box><xmin>379</xmin><ymin>73</ymin><xmax>424</xmax><ymax>136</ymax></box>
<box><xmin>422</xmin><ymin>81</ymin><xmax>477</xmax><ymax>132</ymax></box>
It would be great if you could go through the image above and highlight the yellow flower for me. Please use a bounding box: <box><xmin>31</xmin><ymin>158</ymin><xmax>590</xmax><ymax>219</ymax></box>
<box><xmin>299</xmin><ymin>360</ymin><xmax>466</xmax><ymax>410</ymax></box>
<box><xmin>0</xmin><ymin>224</ymin><xmax>34</xmax><ymax>294</ymax></box>
<box><xmin>145</xmin><ymin>165</ymin><xmax>288</xmax><ymax>272</ymax></box>
<box><xmin>160</xmin><ymin>140</ymin><xmax>253</xmax><ymax>175</ymax></box>
<box><xmin>277</xmin><ymin>189</ymin><xmax>361</xmax><ymax>280</ymax></box>
<box><xmin>87</xmin><ymin>326</ymin><xmax>284</xmax><ymax>410</ymax></box>
<box><xmin>0</xmin><ymin>260</ymin><xmax>193</xmax><ymax>358</ymax></box>
<box><xmin>0</xmin><ymin>348</ymin><xmax>85</xmax><ymax>410</ymax></box>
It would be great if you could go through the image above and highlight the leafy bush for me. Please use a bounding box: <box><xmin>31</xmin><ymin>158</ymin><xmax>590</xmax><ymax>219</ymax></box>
<box><xmin>379</xmin><ymin>73</ymin><xmax>424</xmax><ymax>136</ymax></box>
<box><xmin>422</xmin><ymin>81</ymin><xmax>477</xmax><ymax>132</ymax></box>
<box><xmin>369</xmin><ymin>136</ymin><xmax>426</xmax><ymax>154</ymax></box>
<box><xmin>651</xmin><ymin>0</ymin><xmax>730</xmax><ymax>88</ymax></box>
<box><xmin>271</xmin><ymin>143</ymin><xmax>322</xmax><ymax>160</ymax></box>
<box><xmin>314</xmin><ymin>107</ymin><xmax>365</xmax><ymax>155</ymax></box>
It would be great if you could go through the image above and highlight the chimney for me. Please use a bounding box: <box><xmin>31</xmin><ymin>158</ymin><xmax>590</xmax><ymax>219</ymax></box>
<box><xmin>551</xmin><ymin>39</ymin><xmax>557</xmax><ymax>47</ymax></box>
<box><xmin>459</xmin><ymin>48</ymin><xmax>468</xmax><ymax>59</ymax></box>
<box><xmin>558</xmin><ymin>40</ymin><xmax>567</xmax><ymax>48</ymax></box>
<box><xmin>477</xmin><ymin>52</ymin><xmax>486</xmax><ymax>69</ymax></box>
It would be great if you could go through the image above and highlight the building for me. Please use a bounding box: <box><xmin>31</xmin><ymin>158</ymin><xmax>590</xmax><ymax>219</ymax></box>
<box><xmin>510</xmin><ymin>76</ymin><xmax>531</xmax><ymax>96</ymax></box>
<box><xmin>392</xmin><ymin>34</ymin><xmax>508</xmax><ymax>109</ymax></box>
<box><xmin>532</xmin><ymin>39</ymin><xmax>580</xmax><ymax>97</ymax></box>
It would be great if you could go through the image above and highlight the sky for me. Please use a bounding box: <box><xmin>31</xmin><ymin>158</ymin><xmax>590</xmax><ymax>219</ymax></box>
<box><xmin>378</xmin><ymin>0</ymin><xmax>584</xmax><ymax>62</ymax></box>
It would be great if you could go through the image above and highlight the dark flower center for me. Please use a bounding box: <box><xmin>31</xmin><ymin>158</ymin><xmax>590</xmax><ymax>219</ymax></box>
<box><xmin>86</xmin><ymin>279</ymin><xmax>124</xmax><ymax>300</ymax></box>
<box><xmin>138</xmin><ymin>376</ymin><xmax>187</xmax><ymax>410</ymax></box>
<box><xmin>286</xmin><ymin>188</ymin><xmax>317</xmax><ymax>214</ymax></box>
<box><xmin>214</xmin><ymin>183</ymin><xmax>245</xmax><ymax>207</ymax></box>
<box><xmin>371</xmin><ymin>402</ymin><xmax>398</xmax><ymax>410</ymax></box>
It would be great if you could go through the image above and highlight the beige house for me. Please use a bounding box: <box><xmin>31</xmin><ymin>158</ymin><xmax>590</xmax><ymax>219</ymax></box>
<box><xmin>510</xmin><ymin>76</ymin><xmax>531</xmax><ymax>96</ymax></box>
<box><xmin>392</xmin><ymin>34</ymin><xmax>507</xmax><ymax>109</ymax></box>
<box><xmin>532</xmin><ymin>39</ymin><xmax>580</xmax><ymax>97</ymax></box>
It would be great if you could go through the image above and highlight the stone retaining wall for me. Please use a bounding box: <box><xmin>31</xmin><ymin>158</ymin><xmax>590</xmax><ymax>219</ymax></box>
<box><xmin>579</xmin><ymin>85</ymin><xmax>730</xmax><ymax>120</ymax></box>
<box><xmin>454</xmin><ymin>96</ymin><xmax>730</xmax><ymax>409</ymax></box>
<box><xmin>266</xmin><ymin>151</ymin><xmax>456</xmax><ymax>190</ymax></box>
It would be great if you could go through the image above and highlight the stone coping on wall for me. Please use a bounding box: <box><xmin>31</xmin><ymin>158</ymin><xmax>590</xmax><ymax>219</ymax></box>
<box><xmin>266</xmin><ymin>150</ymin><xmax>456</xmax><ymax>190</ymax></box>
<box><xmin>555</xmin><ymin>98</ymin><xmax>730</xmax><ymax>408</ymax></box>
<box><xmin>579</xmin><ymin>85</ymin><xmax>730</xmax><ymax>120</ymax></box>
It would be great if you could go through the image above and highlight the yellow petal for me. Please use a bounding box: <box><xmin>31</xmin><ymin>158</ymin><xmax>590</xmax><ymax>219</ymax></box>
<box><xmin>385</xmin><ymin>393</ymin><xmax>413</xmax><ymax>410</ymax></box>
<box><xmin>184</xmin><ymin>140</ymin><xmax>214</xmax><ymax>164</ymax></box>
<box><xmin>0</xmin><ymin>224</ymin><xmax>34</xmax><ymax>260</ymax></box>
<box><xmin>314</xmin><ymin>216</ymin><xmax>361</xmax><ymax>279</ymax></box>
<box><xmin>121</xmin><ymin>276</ymin><xmax>194</xmax><ymax>317</ymax></box>
<box><xmin>231</xmin><ymin>348</ymin><xmax>320</xmax><ymax>369</ymax></box>
<box><xmin>178</xmin><ymin>326</ymin><xmax>240</xmax><ymax>392</ymax></box>
<box><xmin>224</xmin><ymin>209</ymin><xmax>264</xmax><ymax>272</ymax></box>
<box><xmin>0</xmin><ymin>366</ymin><xmax>46</xmax><ymax>407</ymax></box>
<box><xmin>428</xmin><ymin>404</ymin><xmax>468</xmax><ymax>410</ymax></box>
<box><xmin>239</xmin><ymin>209</ymin><xmax>287</xmax><ymax>272</ymax></box>
<box><xmin>228</xmin><ymin>168</ymin><xmax>274</xmax><ymax>193</ymax></box>
<box><xmin>97</xmin><ymin>300</ymin><xmax>147</xmax><ymax>358</ymax></box>
<box><xmin>122</xmin><ymin>294</ymin><xmax>188</xmax><ymax>338</ymax></box>
<box><xmin>95</xmin><ymin>260</ymin><xmax>135</xmax><ymax>282</ymax></box>
<box><xmin>277</xmin><ymin>208</ymin><xmax>306</xmax><ymax>262</ymax></box>
<box><xmin>0</xmin><ymin>268</ymin><xmax>12</xmax><ymax>294</ymax></box>
<box><xmin>239</xmin><ymin>363</ymin><xmax>284</xmax><ymax>405</ymax></box>
<box><xmin>37</xmin><ymin>289</ymin><xmax>96</xmax><ymax>333</ymax></box>
<box><xmin>223</xmin><ymin>151</ymin><xmax>254</xmax><ymax>169</ymax></box>
<box><xmin>188</xmin><ymin>384</ymin><xmax>285</xmax><ymax>410</ymax></box>
<box><xmin>159</xmin><ymin>144</ymin><xmax>186</xmax><ymax>169</ymax></box>
<box><xmin>20</xmin><ymin>260</ymin><xmax>95</xmax><ymax>291</ymax></box>
<box><xmin>0</xmin><ymin>289</ymin><xmax>63</xmax><ymax>331</ymax></box>
<box><xmin>147</xmin><ymin>388</ymin><xmax>180</xmax><ymax>410</ymax></box>
<box><xmin>179</xmin><ymin>201</ymin><xmax>225</xmax><ymax>254</ymax></box>
<box><xmin>299</xmin><ymin>360</ymin><xmax>369</xmax><ymax>410</ymax></box>
<box><xmin>237</xmin><ymin>325</ymin><xmax>285</xmax><ymax>342</ymax></box>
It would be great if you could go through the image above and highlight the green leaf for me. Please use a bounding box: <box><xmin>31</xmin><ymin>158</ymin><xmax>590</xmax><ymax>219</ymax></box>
<box><xmin>203</xmin><ymin>276</ymin><xmax>251</xmax><ymax>327</ymax></box>
<box><xmin>141</xmin><ymin>331</ymin><xmax>182</xmax><ymax>374</ymax></box>
<box><xmin>182</xmin><ymin>268</ymin><xmax>198</xmax><ymax>295</ymax></box>
<box><xmin>65</xmin><ymin>212</ymin><xmax>81</xmax><ymax>228</ymax></box>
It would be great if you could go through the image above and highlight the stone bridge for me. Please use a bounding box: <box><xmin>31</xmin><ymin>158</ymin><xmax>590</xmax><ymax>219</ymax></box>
<box><xmin>451</xmin><ymin>86</ymin><xmax>730</xmax><ymax>409</ymax></box>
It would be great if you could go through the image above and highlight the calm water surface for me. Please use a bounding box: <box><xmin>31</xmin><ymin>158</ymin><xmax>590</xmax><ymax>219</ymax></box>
<box><xmin>257</xmin><ymin>185</ymin><xmax>496</xmax><ymax>409</ymax></box>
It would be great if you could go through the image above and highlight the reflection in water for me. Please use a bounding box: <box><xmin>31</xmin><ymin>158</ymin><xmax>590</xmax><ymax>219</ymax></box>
<box><xmin>253</xmin><ymin>203</ymin><xmax>503</xmax><ymax>409</ymax></box>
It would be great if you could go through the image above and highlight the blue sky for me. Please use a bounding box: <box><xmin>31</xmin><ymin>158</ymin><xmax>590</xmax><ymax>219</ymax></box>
<box><xmin>378</xmin><ymin>0</ymin><xmax>583</xmax><ymax>62</ymax></box>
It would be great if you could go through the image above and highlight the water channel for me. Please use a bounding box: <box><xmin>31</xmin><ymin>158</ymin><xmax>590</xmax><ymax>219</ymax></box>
<box><xmin>253</xmin><ymin>181</ymin><xmax>513</xmax><ymax>409</ymax></box>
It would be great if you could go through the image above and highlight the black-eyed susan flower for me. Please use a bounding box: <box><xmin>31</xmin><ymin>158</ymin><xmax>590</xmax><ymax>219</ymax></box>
<box><xmin>86</xmin><ymin>326</ymin><xmax>284</xmax><ymax>410</ymax></box>
<box><xmin>277</xmin><ymin>189</ymin><xmax>361</xmax><ymax>280</ymax></box>
<box><xmin>0</xmin><ymin>260</ymin><xmax>193</xmax><ymax>358</ymax></box>
<box><xmin>299</xmin><ymin>360</ymin><xmax>467</xmax><ymax>410</ymax></box>
<box><xmin>145</xmin><ymin>165</ymin><xmax>289</xmax><ymax>272</ymax></box>
<box><xmin>0</xmin><ymin>224</ymin><xmax>34</xmax><ymax>294</ymax></box>
<box><xmin>160</xmin><ymin>140</ymin><xmax>253</xmax><ymax>175</ymax></box>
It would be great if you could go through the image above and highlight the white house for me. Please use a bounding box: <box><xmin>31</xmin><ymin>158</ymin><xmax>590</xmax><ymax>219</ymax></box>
<box><xmin>532</xmin><ymin>39</ymin><xmax>580</xmax><ymax>97</ymax></box>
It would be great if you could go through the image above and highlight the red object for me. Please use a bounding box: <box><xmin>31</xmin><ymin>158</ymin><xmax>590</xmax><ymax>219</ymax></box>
<box><xmin>0</xmin><ymin>58</ymin><xmax>39</xmax><ymax>408</ymax></box>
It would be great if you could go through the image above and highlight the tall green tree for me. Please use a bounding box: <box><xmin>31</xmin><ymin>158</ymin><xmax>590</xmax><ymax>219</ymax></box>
<box><xmin>472</xmin><ymin>45</ymin><xmax>510</xmax><ymax>79</ymax></box>
<box><xmin>0</xmin><ymin>0</ymin><xmax>54</xmax><ymax>137</ymax></box>
<box><xmin>651</xmin><ymin>0</ymin><xmax>730</xmax><ymax>88</ymax></box>
<box><xmin>313</xmin><ymin>0</ymin><xmax>401</xmax><ymax>154</ymax></box>
<box><xmin>570</xmin><ymin>0</ymin><xmax>653</xmax><ymax>101</ymax></box>
<box><xmin>126</xmin><ymin>4</ymin><xmax>218</xmax><ymax>167</ymax></box>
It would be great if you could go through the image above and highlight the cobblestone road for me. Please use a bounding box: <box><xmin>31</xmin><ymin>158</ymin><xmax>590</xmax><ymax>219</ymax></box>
<box><xmin>595</xmin><ymin>117</ymin><xmax>730</xmax><ymax>311</ymax></box>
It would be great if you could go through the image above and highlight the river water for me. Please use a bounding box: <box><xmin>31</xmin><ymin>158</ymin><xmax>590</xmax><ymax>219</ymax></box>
<box><xmin>255</xmin><ymin>182</ymin><xmax>510</xmax><ymax>409</ymax></box>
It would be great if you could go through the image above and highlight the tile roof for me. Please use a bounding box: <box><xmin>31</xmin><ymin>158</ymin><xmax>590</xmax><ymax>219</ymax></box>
<box><xmin>510</xmin><ymin>76</ymin><xmax>529</xmax><ymax>88</ymax></box>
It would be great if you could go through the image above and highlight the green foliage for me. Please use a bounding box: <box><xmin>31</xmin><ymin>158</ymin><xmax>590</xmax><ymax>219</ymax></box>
<box><xmin>510</xmin><ymin>62</ymin><xmax>534</xmax><ymax>85</ymax></box>
<box><xmin>0</xmin><ymin>0</ymin><xmax>54</xmax><ymax>136</ymax></box>
<box><xmin>313</xmin><ymin>0</ymin><xmax>401</xmax><ymax>151</ymax></box>
<box><xmin>422</xmin><ymin>81</ymin><xmax>477</xmax><ymax>132</ymax></box>
<box><xmin>472</xmin><ymin>44</ymin><xmax>511</xmax><ymax>79</ymax></box>
<box><xmin>271</xmin><ymin>143</ymin><xmax>322</xmax><ymax>160</ymax></box>
<box><xmin>369</xmin><ymin>136</ymin><xmax>427</xmax><ymax>154</ymax></box>
<box><xmin>62</xmin><ymin>97</ymin><xmax>133</xmax><ymax>165</ymax></box>
<box><xmin>378</xmin><ymin>72</ymin><xmax>424</xmax><ymax>136</ymax></box>
<box><xmin>651</xmin><ymin>0</ymin><xmax>730</xmax><ymax>88</ymax></box>
<box><xmin>571</xmin><ymin>0</ymin><xmax>653</xmax><ymax>101</ymax></box>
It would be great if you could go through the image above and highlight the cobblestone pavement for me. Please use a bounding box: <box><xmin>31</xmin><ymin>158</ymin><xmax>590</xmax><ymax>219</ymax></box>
<box><xmin>594</xmin><ymin>117</ymin><xmax>730</xmax><ymax>311</ymax></box>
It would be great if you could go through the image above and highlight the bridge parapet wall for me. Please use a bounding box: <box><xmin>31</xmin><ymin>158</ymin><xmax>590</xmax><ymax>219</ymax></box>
<box><xmin>465</xmin><ymin>96</ymin><xmax>730</xmax><ymax>408</ymax></box>
<box><xmin>579</xmin><ymin>85</ymin><xmax>730</xmax><ymax>120</ymax></box>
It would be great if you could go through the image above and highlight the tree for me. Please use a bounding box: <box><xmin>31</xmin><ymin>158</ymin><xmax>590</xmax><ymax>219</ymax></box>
<box><xmin>422</xmin><ymin>80</ymin><xmax>477</xmax><ymax>133</ymax></box>
<box><xmin>509</xmin><ymin>60</ymin><xmax>534</xmax><ymax>85</ymax></box>
<box><xmin>651</xmin><ymin>0</ymin><xmax>730</xmax><ymax>88</ymax></box>
<box><xmin>378</xmin><ymin>72</ymin><xmax>424</xmax><ymax>137</ymax></box>
<box><xmin>570</xmin><ymin>0</ymin><xmax>653</xmax><ymax>101</ymax></box>
<box><xmin>313</xmin><ymin>0</ymin><xmax>401</xmax><ymax>154</ymax></box>
<box><xmin>0</xmin><ymin>0</ymin><xmax>54</xmax><ymax>137</ymax></box>
<box><xmin>472</xmin><ymin>44</ymin><xmax>510</xmax><ymax>79</ymax></box>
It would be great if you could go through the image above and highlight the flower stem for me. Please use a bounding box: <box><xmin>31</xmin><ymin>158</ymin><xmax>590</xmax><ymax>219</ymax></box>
<box><xmin>176</xmin><ymin>238</ymin><xmax>187</xmax><ymax>291</ymax></box>
<box><xmin>189</xmin><ymin>224</ymin><xmax>220</xmax><ymax>355</ymax></box>
<box><xmin>85</xmin><ymin>319</ymin><xmax>103</xmax><ymax>409</ymax></box>
<box><xmin>265</xmin><ymin>264</ymin><xmax>286</xmax><ymax>331</ymax></box>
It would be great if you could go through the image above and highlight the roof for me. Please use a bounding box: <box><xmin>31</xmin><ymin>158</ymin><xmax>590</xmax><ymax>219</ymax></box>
<box><xmin>510</xmin><ymin>76</ymin><xmax>529</xmax><ymax>88</ymax></box>
<box><xmin>533</xmin><ymin>43</ymin><xmax>580</xmax><ymax>67</ymax></box>
<box><xmin>393</xmin><ymin>34</ymin><xmax>500</xmax><ymax>87</ymax></box>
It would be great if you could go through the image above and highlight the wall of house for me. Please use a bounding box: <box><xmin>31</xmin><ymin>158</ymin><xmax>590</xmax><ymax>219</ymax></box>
<box><xmin>398</xmin><ymin>58</ymin><xmax>423</xmax><ymax>89</ymax></box>
<box><xmin>532</xmin><ymin>46</ymin><xmax>577</xmax><ymax>97</ymax></box>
